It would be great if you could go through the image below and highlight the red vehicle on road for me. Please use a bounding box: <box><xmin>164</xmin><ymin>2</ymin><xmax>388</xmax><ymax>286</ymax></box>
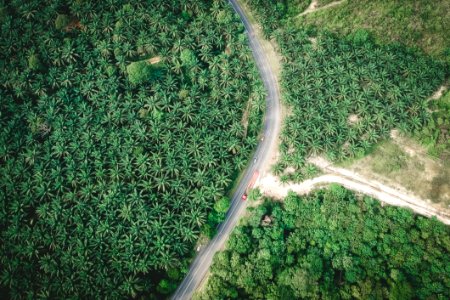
<box><xmin>242</xmin><ymin>170</ymin><xmax>259</xmax><ymax>201</ymax></box>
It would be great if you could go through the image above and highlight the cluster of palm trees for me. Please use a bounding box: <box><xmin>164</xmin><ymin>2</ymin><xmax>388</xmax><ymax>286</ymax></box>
<box><xmin>0</xmin><ymin>0</ymin><xmax>265</xmax><ymax>298</ymax></box>
<box><xmin>272</xmin><ymin>27</ymin><xmax>446</xmax><ymax>182</ymax></box>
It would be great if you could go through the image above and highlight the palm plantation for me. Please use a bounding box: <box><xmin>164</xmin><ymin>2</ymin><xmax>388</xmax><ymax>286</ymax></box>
<box><xmin>272</xmin><ymin>27</ymin><xmax>446</xmax><ymax>181</ymax></box>
<box><xmin>0</xmin><ymin>0</ymin><xmax>264</xmax><ymax>298</ymax></box>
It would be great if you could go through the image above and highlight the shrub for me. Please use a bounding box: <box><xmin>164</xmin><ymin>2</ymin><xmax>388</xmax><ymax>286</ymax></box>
<box><xmin>28</xmin><ymin>54</ymin><xmax>42</xmax><ymax>70</ymax></box>
<box><xmin>126</xmin><ymin>61</ymin><xmax>154</xmax><ymax>84</ymax></box>
<box><xmin>55</xmin><ymin>14</ymin><xmax>69</xmax><ymax>30</ymax></box>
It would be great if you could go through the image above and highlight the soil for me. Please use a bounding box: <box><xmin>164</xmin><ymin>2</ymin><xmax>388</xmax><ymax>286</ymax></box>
<box><xmin>298</xmin><ymin>0</ymin><xmax>345</xmax><ymax>17</ymax></box>
<box><xmin>309</xmin><ymin>37</ymin><xmax>318</xmax><ymax>49</ymax></box>
<box><xmin>65</xmin><ymin>18</ymin><xmax>83</xmax><ymax>32</ymax></box>
<box><xmin>348</xmin><ymin>114</ymin><xmax>360</xmax><ymax>124</ymax></box>
<box><xmin>148</xmin><ymin>56</ymin><xmax>161</xmax><ymax>64</ymax></box>
<box><xmin>429</xmin><ymin>84</ymin><xmax>447</xmax><ymax>100</ymax></box>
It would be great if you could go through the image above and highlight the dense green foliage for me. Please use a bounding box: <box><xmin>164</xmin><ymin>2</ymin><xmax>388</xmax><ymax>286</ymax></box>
<box><xmin>272</xmin><ymin>27</ymin><xmax>446</xmax><ymax>181</ymax></box>
<box><xmin>200</xmin><ymin>186</ymin><xmax>450</xmax><ymax>299</ymax></box>
<box><xmin>243</xmin><ymin>0</ymin><xmax>310</xmax><ymax>36</ymax></box>
<box><xmin>0</xmin><ymin>0</ymin><xmax>265</xmax><ymax>298</ymax></box>
<box><xmin>126</xmin><ymin>60</ymin><xmax>162</xmax><ymax>85</ymax></box>
<box><xmin>203</xmin><ymin>196</ymin><xmax>232</xmax><ymax>238</ymax></box>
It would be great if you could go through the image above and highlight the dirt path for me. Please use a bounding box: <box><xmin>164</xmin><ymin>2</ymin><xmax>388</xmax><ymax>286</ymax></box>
<box><xmin>297</xmin><ymin>0</ymin><xmax>345</xmax><ymax>17</ymax></box>
<box><xmin>258</xmin><ymin>169</ymin><xmax>450</xmax><ymax>225</ymax></box>
<box><xmin>308</xmin><ymin>156</ymin><xmax>450</xmax><ymax>222</ymax></box>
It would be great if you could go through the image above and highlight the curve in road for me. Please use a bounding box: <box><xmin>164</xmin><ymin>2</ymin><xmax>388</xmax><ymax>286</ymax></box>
<box><xmin>171</xmin><ymin>0</ymin><xmax>281</xmax><ymax>299</ymax></box>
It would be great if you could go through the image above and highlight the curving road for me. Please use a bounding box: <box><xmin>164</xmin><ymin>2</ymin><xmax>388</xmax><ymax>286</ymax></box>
<box><xmin>171</xmin><ymin>0</ymin><xmax>281</xmax><ymax>299</ymax></box>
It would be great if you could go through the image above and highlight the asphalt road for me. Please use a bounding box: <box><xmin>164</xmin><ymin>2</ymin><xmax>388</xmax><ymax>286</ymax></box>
<box><xmin>171</xmin><ymin>0</ymin><xmax>281</xmax><ymax>299</ymax></box>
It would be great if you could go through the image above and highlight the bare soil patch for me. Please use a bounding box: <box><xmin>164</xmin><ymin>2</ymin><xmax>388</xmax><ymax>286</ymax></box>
<box><xmin>347</xmin><ymin>114</ymin><xmax>360</xmax><ymax>125</ymax></box>
<box><xmin>308</xmin><ymin>37</ymin><xmax>318</xmax><ymax>49</ymax></box>
<box><xmin>147</xmin><ymin>56</ymin><xmax>161</xmax><ymax>64</ymax></box>
<box><xmin>298</xmin><ymin>0</ymin><xmax>345</xmax><ymax>17</ymax></box>
<box><xmin>429</xmin><ymin>84</ymin><xmax>447</xmax><ymax>100</ymax></box>
<box><xmin>65</xmin><ymin>18</ymin><xmax>84</xmax><ymax>32</ymax></box>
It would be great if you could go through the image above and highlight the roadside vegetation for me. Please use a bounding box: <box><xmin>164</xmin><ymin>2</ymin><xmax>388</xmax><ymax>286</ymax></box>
<box><xmin>199</xmin><ymin>186</ymin><xmax>450</xmax><ymax>299</ymax></box>
<box><xmin>0</xmin><ymin>0</ymin><xmax>264</xmax><ymax>298</ymax></box>
<box><xmin>243</xmin><ymin>0</ymin><xmax>311</xmax><ymax>36</ymax></box>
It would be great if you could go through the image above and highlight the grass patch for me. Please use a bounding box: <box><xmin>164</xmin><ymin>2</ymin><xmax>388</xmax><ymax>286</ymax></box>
<box><xmin>370</xmin><ymin>142</ymin><xmax>410</xmax><ymax>175</ymax></box>
<box><xmin>346</xmin><ymin>137</ymin><xmax>449</xmax><ymax>207</ymax></box>
<box><xmin>430</xmin><ymin>164</ymin><xmax>450</xmax><ymax>204</ymax></box>
<box><xmin>298</xmin><ymin>0</ymin><xmax>450</xmax><ymax>61</ymax></box>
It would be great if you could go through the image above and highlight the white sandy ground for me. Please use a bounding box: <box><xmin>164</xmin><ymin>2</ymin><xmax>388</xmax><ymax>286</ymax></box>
<box><xmin>298</xmin><ymin>0</ymin><xmax>345</xmax><ymax>17</ymax></box>
<box><xmin>257</xmin><ymin>156</ymin><xmax>450</xmax><ymax>225</ymax></box>
<box><xmin>429</xmin><ymin>84</ymin><xmax>447</xmax><ymax>100</ymax></box>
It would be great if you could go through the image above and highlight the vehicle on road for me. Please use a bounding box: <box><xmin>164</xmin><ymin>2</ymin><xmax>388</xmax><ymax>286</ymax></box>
<box><xmin>171</xmin><ymin>0</ymin><xmax>282</xmax><ymax>297</ymax></box>
<box><xmin>242</xmin><ymin>170</ymin><xmax>259</xmax><ymax>201</ymax></box>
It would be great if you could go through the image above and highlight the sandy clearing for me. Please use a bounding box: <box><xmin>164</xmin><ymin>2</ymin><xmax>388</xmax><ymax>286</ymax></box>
<box><xmin>390</xmin><ymin>129</ymin><xmax>428</xmax><ymax>157</ymax></box>
<box><xmin>348</xmin><ymin>114</ymin><xmax>360</xmax><ymax>124</ymax></box>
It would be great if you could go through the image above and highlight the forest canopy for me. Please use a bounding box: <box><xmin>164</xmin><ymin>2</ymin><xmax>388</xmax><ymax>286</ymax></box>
<box><xmin>0</xmin><ymin>0</ymin><xmax>265</xmax><ymax>298</ymax></box>
<box><xmin>199</xmin><ymin>186</ymin><xmax>450</xmax><ymax>299</ymax></box>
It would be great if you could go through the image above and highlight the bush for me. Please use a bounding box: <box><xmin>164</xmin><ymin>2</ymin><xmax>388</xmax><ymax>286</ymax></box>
<box><xmin>214</xmin><ymin>197</ymin><xmax>231</xmax><ymax>214</ymax></box>
<box><xmin>126</xmin><ymin>61</ymin><xmax>154</xmax><ymax>84</ymax></box>
<box><xmin>55</xmin><ymin>14</ymin><xmax>69</xmax><ymax>30</ymax></box>
<box><xmin>180</xmin><ymin>49</ymin><xmax>197</xmax><ymax>68</ymax></box>
<box><xmin>28</xmin><ymin>54</ymin><xmax>42</xmax><ymax>70</ymax></box>
<box><xmin>350</xmin><ymin>28</ymin><xmax>372</xmax><ymax>45</ymax></box>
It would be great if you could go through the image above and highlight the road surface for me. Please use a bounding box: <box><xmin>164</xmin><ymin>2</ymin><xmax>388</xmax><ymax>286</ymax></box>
<box><xmin>171</xmin><ymin>0</ymin><xmax>281</xmax><ymax>298</ymax></box>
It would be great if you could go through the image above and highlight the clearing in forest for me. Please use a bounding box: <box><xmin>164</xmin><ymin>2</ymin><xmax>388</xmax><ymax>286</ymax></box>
<box><xmin>339</xmin><ymin>132</ymin><xmax>450</xmax><ymax>213</ymax></box>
